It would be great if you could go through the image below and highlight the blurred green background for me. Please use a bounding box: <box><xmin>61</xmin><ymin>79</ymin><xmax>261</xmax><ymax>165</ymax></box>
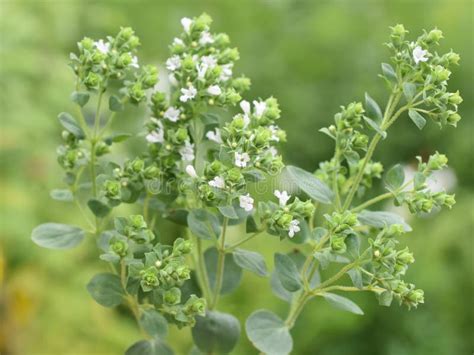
<box><xmin>1</xmin><ymin>0</ymin><xmax>473</xmax><ymax>354</ymax></box>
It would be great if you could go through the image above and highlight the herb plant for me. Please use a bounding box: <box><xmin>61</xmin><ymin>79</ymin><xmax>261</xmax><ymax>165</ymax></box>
<box><xmin>31</xmin><ymin>14</ymin><xmax>462</xmax><ymax>355</ymax></box>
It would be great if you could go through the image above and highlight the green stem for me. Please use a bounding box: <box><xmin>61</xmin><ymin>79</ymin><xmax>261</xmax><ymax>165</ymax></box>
<box><xmin>351</xmin><ymin>192</ymin><xmax>394</xmax><ymax>212</ymax></box>
<box><xmin>316</xmin><ymin>285</ymin><xmax>385</xmax><ymax>294</ymax></box>
<box><xmin>196</xmin><ymin>237</ymin><xmax>212</xmax><ymax>302</ymax></box>
<box><xmin>210</xmin><ymin>217</ymin><xmax>229</xmax><ymax>309</ymax></box>
<box><xmin>332</xmin><ymin>148</ymin><xmax>342</xmax><ymax>211</ymax></box>
<box><xmin>225</xmin><ymin>229</ymin><xmax>264</xmax><ymax>252</ymax></box>
<box><xmin>284</xmin><ymin>291</ymin><xmax>312</xmax><ymax>329</ymax></box>
<box><xmin>312</xmin><ymin>261</ymin><xmax>358</xmax><ymax>292</ymax></box>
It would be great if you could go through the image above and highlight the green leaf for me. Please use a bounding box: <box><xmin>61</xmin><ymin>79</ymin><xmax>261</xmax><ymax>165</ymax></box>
<box><xmin>232</xmin><ymin>249</ymin><xmax>268</xmax><ymax>277</ymax></box>
<box><xmin>319</xmin><ymin>127</ymin><xmax>336</xmax><ymax>140</ymax></box>
<box><xmin>31</xmin><ymin>223</ymin><xmax>85</xmax><ymax>249</ymax></box>
<box><xmin>246</xmin><ymin>216</ymin><xmax>258</xmax><ymax>233</ymax></box>
<box><xmin>140</xmin><ymin>309</ymin><xmax>168</xmax><ymax>338</ymax></box>
<box><xmin>217</xmin><ymin>205</ymin><xmax>239</xmax><ymax>219</ymax></box>
<box><xmin>322</xmin><ymin>293</ymin><xmax>364</xmax><ymax>315</ymax></box>
<box><xmin>357</xmin><ymin>210</ymin><xmax>412</xmax><ymax>232</ymax></box>
<box><xmin>377</xmin><ymin>290</ymin><xmax>393</xmax><ymax>307</ymax></box>
<box><xmin>187</xmin><ymin>209</ymin><xmax>220</xmax><ymax>240</ymax></box>
<box><xmin>86</xmin><ymin>273</ymin><xmax>125</xmax><ymax>307</ymax></box>
<box><xmin>274</xmin><ymin>253</ymin><xmax>302</xmax><ymax>292</ymax></box>
<box><xmin>285</xmin><ymin>165</ymin><xmax>333</xmax><ymax>204</ymax></box>
<box><xmin>50</xmin><ymin>189</ymin><xmax>73</xmax><ymax>202</ymax></box>
<box><xmin>402</xmin><ymin>82</ymin><xmax>417</xmax><ymax>101</ymax></box>
<box><xmin>347</xmin><ymin>268</ymin><xmax>363</xmax><ymax>289</ymax></box>
<box><xmin>104</xmin><ymin>133</ymin><xmax>132</xmax><ymax>145</ymax></box>
<box><xmin>408</xmin><ymin>109</ymin><xmax>426</xmax><ymax>130</ymax></box>
<box><xmin>70</xmin><ymin>91</ymin><xmax>90</xmax><ymax>107</ymax></box>
<box><xmin>381</xmin><ymin>63</ymin><xmax>397</xmax><ymax>81</ymax></box>
<box><xmin>385</xmin><ymin>164</ymin><xmax>405</xmax><ymax>191</ymax></box>
<box><xmin>58</xmin><ymin>112</ymin><xmax>85</xmax><ymax>138</ymax></box>
<box><xmin>204</xmin><ymin>247</ymin><xmax>242</xmax><ymax>294</ymax></box>
<box><xmin>245</xmin><ymin>309</ymin><xmax>293</xmax><ymax>355</ymax></box>
<box><xmin>192</xmin><ymin>311</ymin><xmax>241</xmax><ymax>354</ymax></box>
<box><xmin>125</xmin><ymin>339</ymin><xmax>173</xmax><ymax>355</ymax></box>
<box><xmin>363</xmin><ymin>116</ymin><xmax>387</xmax><ymax>139</ymax></box>
<box><xmin>365</xmin><ymin>93</ymin><xmax>383</xmax><ymax>122</ymax></box>
<box><xmin>87</xmin><ymin>199</ymin><xmax>111</xmax><ymax>217</ymax></box>
<box><xmin>109</xmin><ymin>95</ymin><xmax>124</xmax><ymax>112</ymax></box>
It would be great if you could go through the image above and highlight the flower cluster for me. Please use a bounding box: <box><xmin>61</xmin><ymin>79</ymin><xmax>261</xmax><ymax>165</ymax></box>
<box><xmin>397</xmin><ymin>152</ymin><xmax>455</xmax><ymax>214</ymax></box>
<box><xmin>144</xmin><ymin>13</ymin><xmax>251</xmax><ymax>187</ymax></box>
<box><xmin>57</xmin><ymin>130</ymin><xmax>87</xmax><ymax>171</ymax></box>
<box><xmin>387</xmin><ymin>24</ymin><xmax>462</xmax><ymax>127</ymax></box>
<box><xmin>364</xmin><ymin>226</ymin><xmax>424</xmax><ymax>309</ymax></box>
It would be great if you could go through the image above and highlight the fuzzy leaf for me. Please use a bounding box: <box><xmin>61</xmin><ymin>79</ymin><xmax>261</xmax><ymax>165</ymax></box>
<box><xmin>322</xmin><ymin>293</ymin><xmax>364</xmax><ymax>315</ymax></box>
<box><xmin>187</xmin><ymin>209</ymin><xmax>220</xmax><ymax>240</ymax></box>
<box><xmin>125</xmin><ymin>339</ymin><xmax>173</xmax><ymax>355</ymax></box>
<box><xmin>58</xmin><ymin>112</ymin><xmax>85</xmax><ymax>138</ymax></box>
<box><xmin>50</xmin><ymin>189</ymin><xmax>73</xmax><ymax>202</ymax></box>
<box><xmin>357</xmin><ymin>210</ymin><xmax>412</xmax><ymax>232</ymax></box>
<box><xmin>408</xmin><ymin>109</ymin><xmax>426</xmax><ymax>130</ymax></box>
<box><xmin>274</xmin><ymin>253</ymin><xmax>302</xmax><ymax>292</ymax></box>
<box><xmin>285</xmin><ymin>165</ymin><xmax>333</xmax><ymax>204</ymax></box>
<box><xmin>140</xmin><ymin>309</ymin><xmax>168</xmax><ymax>338</ymax></box>
<box><xmin>70</xmin><ymin>91</ymin><xmax>90</xmax><ymax>107</ymax></box>
<box><xmin>403</xmin><ymin>82</ymin><xmax>417</xmax><ymax>101</ymax></box>
<box><xmin>364</xmin><ymin>116</ymin><xmax>387</xmax><ymax>139</ymax></box>
<box><xmin>204</xmin><ymin>247</ymin><xmax>242</xmax><ymax>294</ymax></box>
<box><xmin>109</xmin><ymin>95</ymin><xmax>124</xmax><ymax>112</ymax></box>
<box><xmin>365</xmin><ymin>93</ymin><xmax>383</xmax><ymax>122</ymax></box>
<box><xmin>232</xmin><ymin>249</ymin><xmax>268</xmax><ymax>277</ymax></box>
<box><xmin>87</xmin><ymin>199</ymin><xmax>111</xmax><ymax>217</ymax></box>
<box><xmin>86</xmin><ymin>273</ymin><xmax>125</xmax><ymax>307</ymax></box>
<box><xmin>31</xmin><ymin>223</ymin><xmax>85</xmax><ymax>249</ymax></box>
<box><xmin>192</xmin><ymin>311</ymin><xmax>240</xmax><ymax>354</ymax></box>
<box><xmin>385</xmin><ymin>164</ymin><xmax>405</xmax><ymax>191</ymax></box>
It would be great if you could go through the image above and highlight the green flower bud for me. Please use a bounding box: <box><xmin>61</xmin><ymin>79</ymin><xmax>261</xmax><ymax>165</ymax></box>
<box><xmin>301</xmin><ymin>200</ymin><xmax>315</xmax><ymax>218</ymax></box>
<box><xmin>269</xmin><ymin>156</ymin><xmax>284</xmax><ymax>173</ymax></box>
<box><xmin>232</xmin><ymin>76</ymin><xmax>251</xmax><ymax>92</ymax></box>
<box><xmin>84</xmin><ymin>72</ymin><xmax>102</xmax><ymax>90</ymax></box>
<box><xmin>104</xmin><ymin>180</ymin><xmax>121</xmax><ymax>200</ymax></box>
<box><xmin>406</xmin><ymin>289</ymin><xmax>424</xmax><ymax>306</ymax></box>
<box><xmin>199</xmin><ymin>184</ymin><xmax>216</xmax><ymax>201</ymax></box>
<box><xmin>163</xmin><ymin>287</ymin><xmax>181</xmax><ymax>305</ymax></box>
<box><xmin>264</xmin><ymin>97</ymin><xmax>281</xmax><ymax>121</ymax></box>
<box><xmin>131</xmin><ymin>158</ymin><xmax>145</xmax><ymax>173</ymax></box>
<box><xmin>184</xmin><ymin>295</ymin><xmax>206</xmax><ymax>316</ymax></box>
<box><xmin>140</xmin><ymin>267</ymin><xmax>159</xmax><ymax>291</ymax></box>
<box><xmin>427</xmin><ymin>152</ymin><xmax>448</xmax><ymax>171</ymax></box>
<box><xmin>79</xmin><ymin>37</ymin><xmax>94</xmax><ymax>51</ymax></box>
<box><xmin>226</xmin><ymin>167</ymin><xmax>243</xmax><ymax>183</ymax></box>
<box><xmin>425</xmin><ymin>28</ymin><xmax>443</xmax><ymax>44</ymax></box>
<box><xmin>214</xmin><ymin>33</ymin><xmax>230</xmax><ymax>47</ymax></box>
<box><xmin>221</xmin><ymin>48</ymin><xmax>240</xmax><ymax>63</ymax></box>
<box><xmin>387</xmin><ymin>224</ymin><xmax>405</xmax><ymax>237</ymax></box>
<box><xmin>174</xmin><ymin>127</ymin><xmax>189</xmax><ymax>144</ymax></box>
<box><xmin>116</xmin><ymin>52</ymin><xmax>132</xmax><ymax>68</ymax></box>
<box><xmin>128</xmin><ymin>82</ymin><xmax>145</xmax><ymax>103</ymax></box>
<box><xmin>276</xmin><ymin>213</ymin><xmax>293</xmax><ymax>229</ymax></box>
<box><xmin>129</xmin><ymin>215</ymin><xmax>147</xmax><ymax>230</ymax></box>
<box><xmin>182</xmin><ymin>56</ymin><xmax>195</xmax><ymax>71</ymax></box>
<box><xmin>175</xmin><ymin>265</ymin><xmax>191</xmax><ymax>280</ymax></box>
<box><xmin>448</xmin><ymin>91</ymin><xmax>463</xmax><ymax>105</ymax></box>
<box><xmin>142</xmin><ymin>65</ymin><xmax>159</xmax><ymax>88</ymax></box>
<box><xmin>144</xmin><ymin>166</ymin><xmax>160</xmax><ymax>179</ymax></box>
<box><xmin>173</xmin><ymin>238</ymin><xmax>193</xmax><ymax>255</ymax></box>
<box><xmin>91</xmin><ymin>51</ymin><xmax>107</xmax><ymax>64</ymax></box>
<box><xmin>225</xmin><ymin>88</ymin><xmax>241</xmax><ymax>106</ymax></box>
<box><xmin>443</xmin><ymin>194</ymin><xmax>456</xmax><ymax>208</ymax></box>
<box><xmin>110</xmin><ymin>238</ymin><xmax>128</xmax><ymax>257</ymax></box>
<box><xmin>151</xmin><ymin>91</ymin><xmax>167</xmax><ymax>110</ymax></box>
<box><xmin>353</xmin><ymin>133</ymin><xmax>369</xmax><ymax>149</ymax></box>
<box><xmin>276</xmin><ymin>129</ymin><xmax>287</xmax><ymax>142</ymax></box>
<box><xmin>390</xmin><ymin>24</ymin><xmax>408</xmax><ymax>39</ymax></box>
<box><xmin>331</xmin><ymin>236</ymin><xmax>347</xmax><ymax>253</ymax></box>
<box><xmin>431</xmin><ymin>65</ymin><xmax>451</xmax><ymax>82</ymax></box>
<box><xmin>421</xmin><ymin>198</ymin><xmax>434</xmax><ymax>213</ymax></box>
<box><xmin>120</xmin><ymin>27</ymin><xmax>135</xmax><ymax>41</ymax></box>
<box><xmin>95</xmin><ymin>141</ymin><xmax>110</xmax><ymax>156</ymax></box>
<box><xmin>447</xmin><ymin>111</ymin><xmax>461</xmax><ymax>126</ymax></box>
<box><xmin>443</xmin><ymin>51</ymin><xmax>460</xmax><ymax>66</ymax></box>
<box><xmin>254</xmin><ymin>127</ymin><xmax>272</xmax><ymax>147</ymax></box>
<box><xmin>230</xmin><ymin>115</ymin><xmax>245</xmax><ymax>130</ymax></box>
<box><xmin>206</xmin><ymin>160</ymin><xmax>224</xmax><ymax>176</ymax></box>
<box><xmin>128</xmin><ymin>35</ymin><xmax>140</xmax><ymax>48</ymax></box>
<box><xmin>194</xmin><ymin>13</ymin><xmax>212</xmax><ymax>31</ymax></box>
<box><xmin>397</xmin><ymin>247</ymin><xmax>415</xmax><ymax>264</ymax></box>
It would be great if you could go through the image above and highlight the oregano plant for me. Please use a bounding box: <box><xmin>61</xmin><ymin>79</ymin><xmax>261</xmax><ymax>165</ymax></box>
<box><xmin>31</xmin><ymin>15</ymin><xmax>462</xmax><ymax>355</ymax></box>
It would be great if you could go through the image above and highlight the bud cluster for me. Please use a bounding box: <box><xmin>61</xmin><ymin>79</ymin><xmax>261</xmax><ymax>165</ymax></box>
<box><xmin>324</xmin><ymin>211</ymin><xmax>358</xmax><ymax>253</ymax></box>
<box><xmin>57</xmin><ymin>130</ymin><xmax>87</xmax><ymax>171</ymax></box>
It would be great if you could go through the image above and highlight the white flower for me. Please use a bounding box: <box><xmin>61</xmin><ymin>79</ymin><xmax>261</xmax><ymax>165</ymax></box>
<box><xmin>199</xmin><ymin>31</ymin><xmax>214</xmax><ymax>45</ymax></box>
<box><xmin>269</xmin><ymin>125</ymin><xmax>279</xmax><ymax>141</ymax></box>
<box><xmin>130</xmin><ymin>56</ymin><xmax>139</xmax><ymax>68</ymax></box>
<box><xmin>207</xmin><ymin>85</ymin><xmax>222</xmax><ymax>96</ymax></box>
<box><xmin>239</xmin><ymin>194</ymin><xmax>254</xmax><ymax>212</ymax></box>
<box><xmin>185</xmin><ymin>165</ymin><xmax>198</xmax><ymax>178</ymax></box>
<box><xmin>164</xmin><ymin>107</ymin><xmax>181</xmax><ymax>122</ymax></box>
<box><xmin>173</xmin><ymin>37</ymin><xmax>184</xmax><ymax>46</ymax></box>
<box><xmin>180</xmin><ymin>85</ymin><xmax>197</xmax><ymax>102</ymax></box>
<box><xmin>235</xmin><ymin>152</ymin><xmax>250</xmax><ymax>168</ymax></box>
<box><xmin>146</xmin><ymin>120</ymin><xmax>164</xmax><ymax>143</ymax></box>
<box><xmin>196</xmin><ymin>63</ymin><xmax>208</xmax><ymax>80</ymax></box>
<box><xmin>240</xmin><ymin>100</ymin><xmax>251</xmax><ymax>127</ymax></box>
<box><xmin>253</xmin><ymin>100</ymin><xmax>267</xmax><ymax>118</ymax></box>
<box><xmin>168</xmin><ymin>74</ymin><xmax>178</xmax><ymax>86</ymax></box>
<box><xmin>206</xmin><ymin>128</ymin><xmax>223</xmax><ymax>143</ymax></box>
<box><xmin>413</xmin><ymin>46</ymin><xmax>429</xmax><ymax>65</ymax></box>
<box><xmin>269</xmin><ymin>147</ymin><xmax>278</xmax><ymax>157</ymax></box>
<box><xmin>179</xmin><ymin>140</ymin><xmax>195</xmax><ymax>162</ymax></box>
<box><xmin>201</xmin><ymin>55</ymin><xmax>217</xmax><ymax>68</ymax></box>
<box><xmin>209</xmin><ymin>176</ymin><xmax>225</xmax><ymax>189</ymax></box>
<box><xmin>94</xmin><ymin>39</ymin><xmax>110</xmax><ymax>54</ymax></box>
<box><xmin>181</xmin><ymin>17</ymin><xmax>193</xmax><ymax>33</ymax></box>
<box><xmin>274</xmin><ymin>190</ymin><xmax>291</xmax><ymax>207</ymax></box>
<box><xmin>166</xmin><ymin>55</ymin><xmax>181</xmax><ymax>71</ymax></box>
<box><xmin>288</xmin><ymin>219</ymin><xmax>300</xmax><ymax>238</ymax></box>
<box><xmin>220</xmin><ymin>63</ymin><xmax>233</xmax><ymax>82</ymax></box>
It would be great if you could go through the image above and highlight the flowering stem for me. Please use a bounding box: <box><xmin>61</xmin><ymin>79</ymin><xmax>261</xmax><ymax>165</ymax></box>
<box><xmin>225</xmin><ymin>229</ymin><xmax>265</xmax><ymax>252</ymax></box>
<box><xmin>332</xmin><ymin>148</ymin><xmax>342</xmax><ymax>211</ymax></box>
<box><xmin>284</xmin><ymin>291</ymin><xmax>312</xmax><ymax>329</ymax></box>
<box><xmin>195</xmin><ymin>237</ymin><xmax>212</xmax><ymax>303</ymax></box>
<box><xmin>351</xmin><ymin>192</ymin><xmax>394</xmax><ymax>213</ymax></box>
<box><xmin>210</xmin><ymin>217</ymin><xmax>229</xmax><ymax>310</ymax></box>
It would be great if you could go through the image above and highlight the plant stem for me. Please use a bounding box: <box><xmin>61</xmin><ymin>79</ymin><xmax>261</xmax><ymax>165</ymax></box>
<box><xmin>210</xmin><ymin>217</ymin><xmax>229</xmax><ymax>309</ymax></box>
<box><xmin>351</xmin><ymin>192</ymin><xmax>394</xmax><ymax>212</ymax></box>
<box><xmin>225</xmin><ymin>229</ymin><xmax>264</xmax><ymax>252</ymax></box>
<box><xmin>316</xmin><ymin>285</ymin><xmax>385</xmax><ymax>294</ymax></box>
<box><xmin>313</xmin><ymin>261</ymin><xmax>358</xmax><ymax>292</ymax></box>
<box><xmin>196</xmin><ymin>237</ymin><xmax>212</xmax><ymax>302</ymax></box>
<box><xmin>332</xmin><ymin>148</ymin><xmax>342</xmax><ymax>211</ymax></box>
<box><xmin>284</xmin><ymin>291</ymin><xmax>312</xmax><ymax>329</ymax></box>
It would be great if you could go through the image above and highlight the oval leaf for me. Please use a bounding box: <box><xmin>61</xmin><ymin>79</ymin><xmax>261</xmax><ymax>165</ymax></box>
<box><xmin>232</xmin><ymin>249</ymin><xmax>268</xmax><ymax>277</ymax></box>
<box><xmin>70</xmin><ymin>91</ymin><xmax>90</xmax><ymax>107</ymax></box>
<box><xmin>285</xmin><ymin>165</ymin><xmax>333</xmax><ymax>204</ymax></box>
<box><xmin>86</xmin><ymin>273</ymin><xmax>125</xmax><ymax>308</ymax></box>
<box><xmin>357</xmin><ymin>210</ymin><xmax>412</xmax><ymax>232</ymax></box>
<box><xmin>381</xmin><ymin>63</ymin><xmax>397</xmax><ymax>81</ymax></box>
<box><xmin>217</xmin><ymin>205</ymin><xmax>239</xmax><ymax>219</ymax></box>
<box><xmin>31</xmin><ymin>223</ymin><xmax>85</xmax><ymax>249</ymax></box>
<box><xmin>140</xmin><ymin>309</ymin><xmax>168</xmax><ymax>338</ymax></box>
<box><xmin>402</xmin><ymin>82</ymin><xmax>417</xmax><ymax>101</ymax></box>
<box><xmin>50</xmin><ymin>189</ymin><xmax>73</xmax><ymax>202</ymax></box>
<box><xmin>204</xmin><ymin>247</ymin><xmax>242</xmax><ymax>294</ymax></box>
<box><xmin>274</xmin><ymin>253</ymin><xmax>302</xmax><ymax>292</ymax></box>
<box><xmin>125</xmin><ymin>339</ymin><xmax>173</xmax><ymax>355</ymax></box>
<box><xmin>385</xmin><ymin>164</ymin><xmax>405</xmax><ymax>191</ymax></box>
<box><xmin>365</xmin><ymin>93</ymin><xmax>383</xmax><ymax>122</ymax></box>
<box><xmin>192</xmin><ymin>311</ymin><xmax>241</xmax><ymax>354</ymax></box>
<box><xmin>187</xmin><ymin>209</ymin><xmax>221</xmax><ymax>240</ymax></box>
<box><xmin>408</xmin><ymin>109</ymin><xmax>426</xmax><ymax>130</ymax></box>
<box><xmin>363</xmin><ymin>116</ymin><xmax>387</xmax><ymax>139</ymax></box>
<box><xmin>58</xmin><ymin>112</ymin><xmax>85</xmax><ymax>138</ymax></box>
<box><xmin>87</xmin><ymin>199</ymin><xmax>111</xmax><ymax>217</ymax></box>
<box><xmin>322</xmin><ymin>292</ymin><xmax>364</xmax><ymax>315</ymax></box>
<box><xmin>109</xmin><ymin>95</ymin><xmax>124</xmax><ymax>112</ymax></box>
<box><xmin>245</xmin><ymin>309</ymin><xmax>293</xmax><ymax>355</ymax></box>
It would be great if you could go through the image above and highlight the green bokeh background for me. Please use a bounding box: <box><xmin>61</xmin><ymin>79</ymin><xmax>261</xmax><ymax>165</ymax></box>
<box><xmin>1</xmin><ymin>0</ymin><xmax>473</xmax><ymax>354</ymax></box>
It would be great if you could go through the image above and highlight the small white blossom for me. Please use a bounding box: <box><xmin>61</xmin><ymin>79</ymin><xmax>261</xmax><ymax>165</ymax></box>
<box><xmin>166</xmin><ymin>55</ymin><xmax>181</xmax><ymax>71</ymax></box>
<box><xmin>413</xmin><ymin>46</ymin><xmax>429</xmax><ymax>65</ymax></box>
<box><xmin>181</xmin><ymin>17</ymin><xmax>193</xmax><ymax>33</ymax></box>
<box><xmin>201</xmin><ymin>55</ymin><xmax>218</xmax><ymax>69</ymax></box>
<box><xmin>235</xmin><ymin>152</ymin><xmax>250</xmax><ymax>168</ymax></box>
<box><xmin>269</xmin><ymin>125</ymin><xmax>279</xmax><ymax>141</ymax></box>
<box><xmin>288</xmin><ymin>219</ymin><xmax>300</xmax><ymax>238</ymax></box>
<box><xmin>209</xmin><ymin>176</ymin><xmax>225</xmax><ymax>189</ymax></box>
<box><xmin>185</xmin><ymin>165</ymin><xmax>198</xmax><ymax>178</ymax></box>
<box><xmin>94</xmin><ymin>39</ymin><xmax>110</xmax><ymax>54</ymax></box>
<box><xmin>253</xmin><ymin>100</ymin><xmax>267</xmax><ymax>118</ymax></box>
<box><xmin>207</xmin><ymin>85</ymin><xmax>222</xmax><ymax>96</ymax></box>
<box><xmin>180</xmin><ymin>85</ymin><xmax>197</xmax><ymax>102</ymax></box>
<box><xmin>269</xmin><ymin>147</ymin><xmax>278</xmax><ymax>157</ymax></box>
<box><xmin>199</xmin><ymin>31</ymin><xmax>214</xmax><ymax>46</ymax></box>
<box><xmin>164</xmin><ymin>107</ymin><xmax>181</xmax><ymax>122</ymax></box>
<box><xmin>274</xmin><ymin>190</ymin><xmax>291</xmax><ymax>207</ymax></box>
<box><xmin>173</xmin><ymin>37</ymin><xmax>184</xmax><ymax>46</ymax></box>
<box><xmin>206</xmin><ymin>128</ymin><xmax>223</xmax><ymax>143</ymax></box>
<box><xmin>196</xmin><ymin>63</ymin><xmax>208</xmax><ymax>80</ymax></box>
<box><xmin>239</xmin><ymin>194</ymin><xmax>254</xmax><ymax>212</ymax></box>
<box><xmin>130</xmin><ymin>56</ymin><xmax>139</xmax><ymax>68</ymax></box>
<box><xmin>146</xmin><ymin>120</ymin><xmax>164</xmax><ymax>143</ymax></box>
<box><xmin>179</xmin><ymin>140</ymin><xmax>195</xmax><ymax>162</ymax></box>
<box><xmin>240</xmin><ymin>100</ymin><xmax>251</xmax><ymax>127</ymax></box>
<box><xmin>220</xmin><ymin>63</ymin><xmax>233</xmax><ymax>82</ymax></box>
